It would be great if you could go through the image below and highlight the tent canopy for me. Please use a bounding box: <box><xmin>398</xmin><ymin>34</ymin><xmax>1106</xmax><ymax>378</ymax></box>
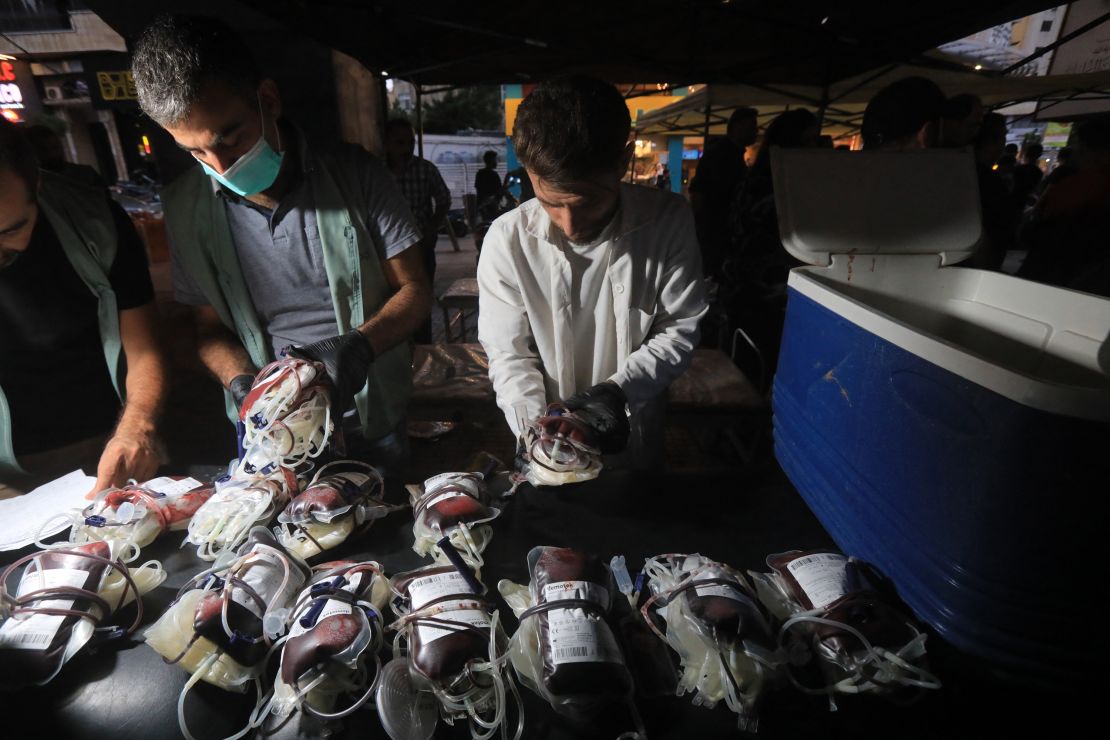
<box><xmin>633</xmin><ymin>64</ymin><xmax>1110</xmax><ymax>138</ymax></box>
<box><xmin>82</xmin><ymin>0</ymin><xmax>1059</xmax><ymax>87</ymax></box>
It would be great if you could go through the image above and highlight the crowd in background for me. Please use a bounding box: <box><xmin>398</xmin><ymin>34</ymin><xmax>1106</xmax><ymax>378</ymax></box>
<box><xmin>688</xmin><ymin>75</ymin><xmax>1110</xmax><ymax>375</ymax></box>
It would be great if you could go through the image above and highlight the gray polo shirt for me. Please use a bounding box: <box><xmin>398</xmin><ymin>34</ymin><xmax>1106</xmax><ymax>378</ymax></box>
<box><xmin>171</xmin><ymin>135</ymin><xmax>422</xmax><ymax>358</ymax></box>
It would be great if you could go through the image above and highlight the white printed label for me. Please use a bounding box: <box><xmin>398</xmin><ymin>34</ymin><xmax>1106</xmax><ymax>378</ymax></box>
<box><xmin>692</xmin><ymin>582</ymin><xmax>756</xmax><ymax>608</ymax></box>
<box><xmin>144</xmin><ymin>477</ymin><xmax>203</xmax><ymax>498</ymax></box>
<box><xmin>338</xmin><ymin>473</ymin><xmax>371</xmax><ymax>489</ymax></box>
<box><xmin>542</xmin><ymin>580</ymin><xmax>622</xmax><ymax>666</ymax></box>
<box><xmin>231</xmin><ymin>549</ymin><xmax>305</xmax><ymax>619</ymax></box>
<box><xmin>0</xmin><ymin>567</ymin><xmax>89</xmax><ymax>651</ymax></box>
<box><xmin>408</xmin><ymin>571</ymin><xmax>472</xmax><ymax>609</ymax></box>
<box><xmin>424</xmin><ymin>490</ymin><xmax>466</xmax><ymax>510</ymax></box>
<box><xmin>424</xmin><ymin>473</ymin><xmax>479</xmax><ymax>494</ymax></box>
<box><xmin>414</xmin><ymin>601</ymin><xmax>490</xmax><ymax>646</ymax></box>
<box><xmin>786</xmin><ymin>553</ymin><xmax>850</xmax><ymax>609</ymax></box>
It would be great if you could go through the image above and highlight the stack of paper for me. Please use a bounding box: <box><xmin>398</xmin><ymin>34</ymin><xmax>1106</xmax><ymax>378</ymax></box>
<box><xmin>0</xmin><ymin>470</ymin><xmax>96</xmax><ymax>551</ymax></box>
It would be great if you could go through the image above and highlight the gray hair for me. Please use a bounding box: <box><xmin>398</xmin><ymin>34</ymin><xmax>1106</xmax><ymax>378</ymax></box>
<box><xmin>131</xmin><ymin>14</ymin><xmax>260</xmax><ymax>127</ymax></box>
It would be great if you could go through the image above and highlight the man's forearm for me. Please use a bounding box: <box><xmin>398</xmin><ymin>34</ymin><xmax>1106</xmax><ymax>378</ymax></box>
<box><xmin>114</xmin><ymin>303</ymin><xmax>167</xmax><ymax>439</ymax></box>
<box><xmin>358</xmin><ymin>280</ymin><xmax>433</xmax><ymax>354</ymax></box>
<box><xmin>195</xmin><ymin>311</ymin><xmax>256</xmax><ymax>386</ymax></box>
<box><xmin>116</xmin><ymin>349</ymin><xmax>165</xmax><ymax>437</ymax></box>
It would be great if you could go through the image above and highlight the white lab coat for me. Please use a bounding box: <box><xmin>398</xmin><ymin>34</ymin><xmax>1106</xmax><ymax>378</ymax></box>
<box><xmin>477</xmin><ymin>183</ymin><xmax>708</xmax><ymax>466</ymax></box>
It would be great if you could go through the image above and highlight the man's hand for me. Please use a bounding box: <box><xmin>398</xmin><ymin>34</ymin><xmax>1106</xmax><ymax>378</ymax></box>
<box><xmin>88</xmin><ymin>430</ymin><xmax>159</xmax><ymax>498</ymax></box>
<box><xmin>544</xmin><ymin>381</ymin><xmax>630</xmax><ymax>454</ymax></box>
<box><xmin>289</xmin><ymin>330</ymin><xmax>375</xmax><ymax>415</ymax></box>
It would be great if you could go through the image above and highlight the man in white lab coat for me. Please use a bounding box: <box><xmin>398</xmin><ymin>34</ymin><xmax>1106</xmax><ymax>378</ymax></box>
<box><xmin>477</xmin><ymin>76</ymin><xmax>708</xmax><ymax>468</ymax></box>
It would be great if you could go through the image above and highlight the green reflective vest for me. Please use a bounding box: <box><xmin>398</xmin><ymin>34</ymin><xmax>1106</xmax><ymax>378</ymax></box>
<box><xmin>0</xmin><ymin>172</ymin><xmax>123</xmax><ymax>477</ymax></box>
<box><xmin>161</xmin><ymin>146</ymin><xmax>412</xmax><ymax>442</ymax></box>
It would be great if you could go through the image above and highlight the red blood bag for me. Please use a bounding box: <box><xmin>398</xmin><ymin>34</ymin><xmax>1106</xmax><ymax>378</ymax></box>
<box><xmin>752</xmin><ymin>550</ymin><xmax>940</xmax><ymax>698</ymax></box>
<box><xmin>499</xmin><ymin>546</ymin><xmax>633</xmax><ymax>723</ymax></box>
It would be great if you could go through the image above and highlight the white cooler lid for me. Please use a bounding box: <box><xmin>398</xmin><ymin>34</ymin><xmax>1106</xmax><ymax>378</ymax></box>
<box><xmin>772</xmin><ymin>148</ymin><xmax>982</xmax><ymax>267</ymax></box>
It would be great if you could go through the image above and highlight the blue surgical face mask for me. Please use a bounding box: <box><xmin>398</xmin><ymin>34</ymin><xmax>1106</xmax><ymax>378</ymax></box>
<box><xmin>198</xmin><ymin>94</ymin><xmax>284</xmax><ymax>196</ymax></box>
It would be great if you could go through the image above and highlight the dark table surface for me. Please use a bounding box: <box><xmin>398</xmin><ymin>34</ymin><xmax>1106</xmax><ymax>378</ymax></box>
<box><xmin>0</xmin><ymin>466</ymin><xmax>1095</xmax><ymax>739</ymax></box>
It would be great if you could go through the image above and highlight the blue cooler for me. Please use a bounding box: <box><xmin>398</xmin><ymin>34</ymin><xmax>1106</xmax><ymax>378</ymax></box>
<box><xmin>770</xmin><ymin>148</ymin><xmax>1110</xmax><ymax>683</ymax></box>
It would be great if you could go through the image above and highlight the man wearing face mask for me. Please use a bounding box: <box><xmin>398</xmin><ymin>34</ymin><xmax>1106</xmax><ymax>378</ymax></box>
<box><xmin>477</xmin><ymin>76</ymin><xmax>708</xmax><ymax>468</ymax></box>
<box><xmin>0</xmin><ymin>119</ymin><xmax>167</xmax><ymax>498</ymax></box>
<box><xmin>132</xmin><ymin>15</ymin><xmax>431</xmax><ymax>472</ymax></box>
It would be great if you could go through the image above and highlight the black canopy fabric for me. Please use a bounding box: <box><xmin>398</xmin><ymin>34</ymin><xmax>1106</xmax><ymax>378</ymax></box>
<box><xmin>84</xmin><ymin>0</ymin><xmax>1061</xmax><ymax>86</ymax></box>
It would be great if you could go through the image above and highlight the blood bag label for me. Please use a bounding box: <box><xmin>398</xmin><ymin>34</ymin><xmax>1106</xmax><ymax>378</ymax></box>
<box><xmin>424</xmin><ymin>490</ymin><xmax>466</xmax><ymax>510</ymax></box>
<box><xmin>408</xmin><ymin>571</ymin><xmax>472</xmax><ymax>609</ymax></box>
<box><xmin>786</xmin><ymin>553</ymin><xmax>850</xmax><ymax>609</ymax></box>
<box><xmin>336</xmin><ymin>473</ymin><xmax>371</xmax><ymax>488</ymax></box>
<box><xmin>0</xmin><ymin>568</ymin><xmax>89</xmax><ymax>650</ymax></box>
<box><xmin>144</xmin><ymin>476</ymin><xmax>203</xmax><ymax>498</ymax></box>
<box><xmin>692</xmin><ymin>582</ymin><xmax>758</xmax><ymax>609</ymax></box>
<box><xmin>232</xmin><ymin>549</ymin><xmax>305</xmax><ymax>619</ymax></box>
<box><xmin>542</xmin><ymin>580</ymin><xmax>622</xmax><ymax>666</ymax></box>
<box><xmin>424</xmin><ymin>473</ymin><xmax>479</xmax><ymax>494</ymax></box>
<box><xmin>415</xmin><ymin>602</ymin><xmax>490</xmax><ymax>645</ymax></box>
<box><xmin>323</xmin><ymin>472</ymin><xmax>373</xmax><ymax>502</ymax></box>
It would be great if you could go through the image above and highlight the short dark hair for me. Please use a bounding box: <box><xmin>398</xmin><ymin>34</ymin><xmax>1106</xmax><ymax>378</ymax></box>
<box><xmin>0</xmin><ymin>119</ymin><xmax>39</xmax><ymax>196</ymax></box>
<box><xmin>861</xmin><ymin>76</ymin><xmax>946</xmax><ymax>149</ymax></box>
<box><xmin>753</xmin><ymin>108</ymin><xmax>818</xmax><ymax>172</ymax></box>
<box><xmin>385</xmin><ymin>118</ymin><xmax>413</xmax><ymax>135</ymax></box>
<box><xmin>942</xmin><ymin>93</ymin><xmax>982</xmax><ymax>121</ymax></box>
<box><xmin>483</xmin><ymin>149</ymin><xmax>497</xmax><ymax>164</ymax></box>
<box><xmin>728</xmin><ymin>107</ymin><xmax>758</xmax><ymax>129</ymax></box>
<box><xmin>1004</xmin><ymin>142</ymin><xmax>1019</xmax><ymax>155</ymax></box>
<box><xmin>1023</xmin><ymin>141</ymin><xmax>1044</xmax><ymax>159</ymax></box>
<box><xmin>512</xmin><ymin>75</ymin><xmax>631</xmax><ymax>185</ymax></box>
<box><xmin>132</xmin><ymin>14</ymin><xmax>261</xmax><ymax>127</ymax></box>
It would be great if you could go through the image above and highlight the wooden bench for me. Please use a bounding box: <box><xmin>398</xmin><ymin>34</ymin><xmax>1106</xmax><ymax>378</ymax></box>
<box><xmin>666</xmin><ymin>349</ymin><xmax>765</xmax><ymax>415</ymax></box>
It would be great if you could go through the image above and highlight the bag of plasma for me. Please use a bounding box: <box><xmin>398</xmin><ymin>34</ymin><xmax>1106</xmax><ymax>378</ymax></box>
<box><xmin>144</xmin><ymin>527</ymin><xmax>310</xmax><ymax>740</ymax></box>
<box><xmin>640</xmin><ymin>553</ymin><xmax>784</xmax><ymax>731</ymax></box>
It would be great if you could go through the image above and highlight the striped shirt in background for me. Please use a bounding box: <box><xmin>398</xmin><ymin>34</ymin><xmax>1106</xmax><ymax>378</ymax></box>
<box><xmin>393</xmin><ymin>157</ymin><xmax>452</xmax><ymax>237</ymax></box>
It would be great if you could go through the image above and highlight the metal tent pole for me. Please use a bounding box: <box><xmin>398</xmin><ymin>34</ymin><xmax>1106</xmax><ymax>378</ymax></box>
<box><xmin>415</xmin><ymin>83</ymin><xmax>425</xmax><ymax>159</ymax></box>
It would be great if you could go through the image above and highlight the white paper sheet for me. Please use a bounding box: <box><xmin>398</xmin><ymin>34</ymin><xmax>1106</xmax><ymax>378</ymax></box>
<box><xmin>0</xmin><ymin>470</ymin><xmax>96</xmax><ymax>551</ymax></box>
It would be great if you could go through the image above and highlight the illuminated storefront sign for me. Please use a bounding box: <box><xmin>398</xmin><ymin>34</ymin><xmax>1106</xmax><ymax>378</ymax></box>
<box><xmin>0</xmin><ymin>57</ymin><xmax>42</xmax><ymax>123</ymax></box>
<box><xmin>85</xmin><ymin>54</ymin><xmax>140</xmax><ymax>110</ymax></box>
<box><xmin>95</xmin><ymin>70</ymin><xmax>138</xmax><ymax>102</ymax></box>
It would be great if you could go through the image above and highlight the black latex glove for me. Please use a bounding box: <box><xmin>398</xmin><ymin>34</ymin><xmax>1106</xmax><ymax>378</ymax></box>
<box><xmin>549</xmin><ymin>381</ymin><xmax>630</xmax><ymax>454</ymax></box>
<box><xmin>288</xmin><ymin>329</ymin><xmax>375</xmax><ymax>415</ymax></box>
<box><xmin>229</xmin><ymin>373</ymin><xmax>256</xmax><ymax>411</ymax></box>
